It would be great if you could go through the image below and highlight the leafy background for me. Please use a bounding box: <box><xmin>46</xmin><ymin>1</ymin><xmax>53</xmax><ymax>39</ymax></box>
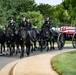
<box><xmin>0</xmin><ymin>0</ymin><xmax>76</xmax><ymax>29</ymax></box>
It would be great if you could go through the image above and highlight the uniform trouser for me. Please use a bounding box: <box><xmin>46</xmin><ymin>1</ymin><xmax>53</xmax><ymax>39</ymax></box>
<box><xmin>48</xmin><ymin>28</ymin><xmax>53</xmax><ymax>36</ymax></box>
<box><xmin>12</xmin><ymin>28</ymin><xmax>16</xmax><ymax>35</ymax></box>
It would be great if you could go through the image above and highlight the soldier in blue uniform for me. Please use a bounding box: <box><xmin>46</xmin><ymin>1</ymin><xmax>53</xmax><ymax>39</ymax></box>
<box><xmin>8</xmin><ymin>18</ymin><xmax>16</xmax><ymax>35</ymax></box>
<box><xmin>42</xmin><ymin>17</ymin><xmax>51</xmax><ymax>29</ymax></box>
<box><xmin>26</xmin><ymin>18</ymin><xmax>32</xmax><ymax>31</ymax></box>
<box><xmin>42</xmin><ymin>17</ymin><xmax>52</xmax><ymax>34</ymax></box>
<box><xmin>19</xmin><ymin>16</ymin><xmax>28</xmax><ymax>29</ymax></box>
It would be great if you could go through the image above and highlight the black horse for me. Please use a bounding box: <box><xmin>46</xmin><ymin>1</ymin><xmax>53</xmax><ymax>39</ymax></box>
<box><xmin>40</xmin><ymin>26</ymin><xmax>55</xmax><ymax>51</ymax></box>
<box><xmin>30</xmin><ymin>28</ymin><xmax>41</xmax><ymax>52</ymax></box>
<box><xmin>0</xmin><ymin>29</ymin><xmax>5</xmax><ymax>55</ymax></box>
<box><xmin>16</xmin><ymin>28</ymin><xmax>31</xmax><ymax>58</ymax></box>
<box><xmin>5</xmin><ymin>27</ymin><xmax>16</xmax><ymax>56</ymax></box>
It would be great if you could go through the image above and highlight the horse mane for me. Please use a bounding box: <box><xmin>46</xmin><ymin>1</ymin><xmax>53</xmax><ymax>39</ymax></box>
<box><xmin>0</xmin><ymin>29</ymin><xmax>4</xmax><ymax>36</ymax></box>
<box><xmin>7</xmin><ymin>28</ymin><xmax>13</xmax><ymax>33</ymax></box>
<box><xmin>6</xmin><ymin>27</ymin><xmax>13</xmax><ymax>36</ymax></box>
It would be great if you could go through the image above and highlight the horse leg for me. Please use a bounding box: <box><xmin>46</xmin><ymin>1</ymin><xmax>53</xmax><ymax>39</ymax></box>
<box><xmin>38</xmin><ymin>40</ymin><xmax>43</xmax><ymax>52</ymax></box>
<box><xmin>1</xmin><ymin>44</ymin><xmax>2</xmax><ymax>54</ymax></box>
<box><xmin>1</xmin><ymin>44</ymin><xmax>5</xmax><ymax>55</ymax></box>
<box><xmin>11</xmin><ymin>44</ymin><xmax>15</xmax><ymax>55</ymax></box>
<box><xmin>49</xmin><ymin>40</ymin><xmax>52</xmax><ymax>50</ymax></box>
<box><xmin>3</xmin><ymin>44</ymin><xmax>5</xmax><ymax>52</ymax></box>
<box><xmin>30</xmin><ymin>43</ymin><xmax>33</xmax><ymax>53</ymax></box>
<box><xmin>17</xmin><ymin>44</ymin><xmax>19</xmax><ymax>50</ymax></box>
<box><xmin>52</xmin><ymin>39</ymin><xmax>55</xmax><ymax>50</ymax></box>
<box><xmin>26</xmin><ymin>46</ymin><xmax>30</xmax><ymax>57</ymax></box>
<box><xmin>33</xmin><ymin>41</ymin><xmax>37</xmax><ymax>51</ymax></box>
<box><xmin>46</xmin><ymin>41</ymin><xmax>49</xmax><ymax>51</ymax></box>
<box><xmin>40</xmin><ymin>40</ymin><xmax>43</xmax><ymax>52</ymax></box>
<box><xmin>50</xmin><ymin>38</ymin><xmax>55</xmax><ymax>50</ymax></box>
<box><xmin>16</xmin><ymin>43</ymin><xmax>20</xmax><ymax>55</ymax></box>
<box><xmin>6</xmin><ymin>43</ymin><xmax>10</xmax><ymax>55</ymax></box>
<box><xmin>20</xmin><ymin>45</ymin><xmax>24</xmax><ymax>58</ymax></box>
<box><xmin>9</xmin><ymin>45</ymin><xmax>12</xmax><ymax>56</ymax></box>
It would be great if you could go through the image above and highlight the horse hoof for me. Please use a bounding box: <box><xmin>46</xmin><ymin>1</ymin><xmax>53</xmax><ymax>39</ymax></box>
<box><xmin>40</xmin><ymin>50</ymin><xmax>42</xmax><ymax>52</ymax></box>
<box><xmin>20</xmin><ymin>56</ymin><xmax>23</xmax><ymax>59</ymax></box>
<box><xmin>53</xmin><ymin>47</ymin><xmax>55</xmax><ymax>50</ymax></box>
<box><xmin>47</xmin><ymin>47</ymin><xmax>49</xmax><ymax>51</ymax></box>
<box><xmin>27</xmin><ymin>53</ymin><xmax>30</xmax><ymax>57</ymax></box>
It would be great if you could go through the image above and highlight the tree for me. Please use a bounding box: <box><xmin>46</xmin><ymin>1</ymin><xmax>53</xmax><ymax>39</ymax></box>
<box><xmin>52</xmin><ymin>4</ymin><xmax>65</xmax><ymax>26</ymax></box>
<box><xmin>0</xmin><ymin>0</ymin><xmax>38</xmax><ymax>27</ymax></box>
<box><xmin>62</xmin><ymin>0</ymin><xmax>76</xmax><ymax>10</ymax></box>
<box><xmin>62</xmin><ymin>10</ymin><xmax>70</xmax><ymax>24</ymax></box>
<box><xmin>17</xmin><ymin>11</ymin><xmax>44</xmax><ymax>28</ymax></box>
<box><xmin>38</xmin><ymin>4</ymin><xmax>53</xmax><ymax>17</ymax></box>
<box><xmin>62</xmin><ymin>0</ymin><xmax>76</xmax><ymax>26</ymax></box>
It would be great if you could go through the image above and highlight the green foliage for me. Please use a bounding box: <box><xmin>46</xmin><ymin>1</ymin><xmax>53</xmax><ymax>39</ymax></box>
<box><xmin>0</xmin><ymin>0</ymin><xmax>38</xmax><ymax>28</ymax></box>
<box><xmin>51</xmin><ymin>50</ymin><xmax>76</xmax><ymax>75</ymax></box>
<box><xmin>17</xmin><ymin>11</ymin><xmax>44</xmax><ymax>28</ymax></box>
<box><xmin>53</xmin><ymin>4</ymin><xmax>64</xmax><ymax>19</ymax></box>
<box><xmin>62</xmin><ymin>10</ymin><xmax>70</xmax><ymax>22</ymax></box>
<box><xmin>62</xmin><ymin>0</ymin><xmax>76</xmax><ymax>10</ymax></box>
<box><xmin>62</xmin><ymin>0</ymin><xmax>76</xmax><ymax>26</ymax></box>
<box><xmin>38</xmin><ymin>4</ymin><xmax>53</xmax><ymax>17</ymax></box>
<box><xmin>0</xmin><ymin>0</ymin><xmax>76</xmax><ymax>28</ymax></box>
<box><xmin>52</xmin><ymin>4</ymin><xmax>65</xmax><ymax>26</ymax></box>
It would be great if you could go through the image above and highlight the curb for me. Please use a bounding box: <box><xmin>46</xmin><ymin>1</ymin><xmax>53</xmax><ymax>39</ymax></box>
<box><xmin>0</xmin><ymin>59</ymin><xmax>21</xmax><ymax>75</ymax></box>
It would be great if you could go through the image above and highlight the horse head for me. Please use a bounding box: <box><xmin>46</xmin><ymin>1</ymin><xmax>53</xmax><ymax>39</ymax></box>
<box><xmin>41</xmin><ymin>27</ymin><xmax>50</xmax><ymax>38</ymax></box>
<box><xmin>30</xmin><ymin>28</ymin><xmax>41</xmax><ymax>41</ymax></box>
<box><xmin>0</xmin><ymin>29</ymin><xmax>3</xmax><ymax>36</ymax></box>
<box><xmin>5</xmin><ymin>27</ymin><xmax>14</xmax><ymax>37</ymax></box>
<box><xmin>18</xmin><ymin>28</ymin><xmax>27</xmax><ymax>42</ymax></box>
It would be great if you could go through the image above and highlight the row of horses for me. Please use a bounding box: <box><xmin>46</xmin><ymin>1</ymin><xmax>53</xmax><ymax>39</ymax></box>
<box><xmin>0</xmin><ymin>27</ymin><xmax>58</xmax><ymax>58</ymax></box>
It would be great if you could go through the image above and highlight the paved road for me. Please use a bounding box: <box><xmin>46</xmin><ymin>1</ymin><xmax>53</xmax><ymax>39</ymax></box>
<box><xmin>0</xmin><ymin>56</ymin><xmax>19</xmax><ymax>70</ymax></box>
<box><xmin>13</xmin><ymin>44</ymin><xmax>76</xmax><ymax>75</ymax></box>
<box><xmin>0</xmin><ymin>44</ymin><xmax>75</xmax><ymax>71</ymax></box>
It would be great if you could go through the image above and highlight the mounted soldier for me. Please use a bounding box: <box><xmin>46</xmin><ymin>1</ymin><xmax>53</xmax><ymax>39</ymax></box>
<box><xmin>19</xmin><ymin>16</ymin><xmax>28</xmax><ymax>29</ymax></box>
<box><xmin>7</xmin><ymin>18</ymin><xmax>16</xmax><ymax>36</ymax></box>
<box><xmin>42</xmin><ymin>17</ymin><xmax>51</xmax><ymax>30</ymax></box>
<box><xmin>41</xmin><ymin>17</ymin><xmax>52</xmax><ymax>36</ymax></box>
<box><xmin>26</xmin><ymin>18</ymin><xmax>32</xmax><ymax>31</ymax></box>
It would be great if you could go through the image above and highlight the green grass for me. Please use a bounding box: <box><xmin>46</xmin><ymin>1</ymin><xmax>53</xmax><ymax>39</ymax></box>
<box><xmin>65</xmin><ymin>41</ymin><xmax>72</xmax><ymax>44</ymax></box>
<box><xmin>51</xmin><ymin>51</ymin><xmax>76</xmax><ymax>75</ymax></box>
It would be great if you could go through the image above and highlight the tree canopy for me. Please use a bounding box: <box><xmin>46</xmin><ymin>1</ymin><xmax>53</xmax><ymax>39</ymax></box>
<box><xmin>0</xmin><ymin>0</ymin><xmax>76</xmax><ymax>28</ymax></box>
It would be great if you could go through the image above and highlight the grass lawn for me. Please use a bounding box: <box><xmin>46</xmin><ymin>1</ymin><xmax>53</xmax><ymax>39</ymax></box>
<box><xmin>65</xmin><ymin>41</ymin><xmax>72</xmax><ymax>44</ymax></box>
<box><xmin>51</xmin><ymin>50</ymin><xmax>76</xmax><ymax>75</ymax></box>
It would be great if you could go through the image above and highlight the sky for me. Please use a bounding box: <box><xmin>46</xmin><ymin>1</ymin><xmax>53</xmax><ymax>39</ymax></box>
<box><xmin>35</xmin><ymin>0</ymin><xmax>63</xmax><ymax>6</ymax></box>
